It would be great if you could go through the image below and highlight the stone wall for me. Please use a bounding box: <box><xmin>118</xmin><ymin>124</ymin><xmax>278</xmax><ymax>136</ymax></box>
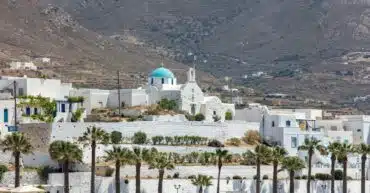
<box><xmin>2</xmin><ymin>171</ymin><xmax>41</xmax><ymax>185</ymax></box>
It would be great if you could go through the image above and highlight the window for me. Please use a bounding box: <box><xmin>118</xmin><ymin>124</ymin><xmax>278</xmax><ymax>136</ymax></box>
<box><xmin>26</xmin><ymin>107</ymin><xmax>31</xmax><ymax>116</ymax></box>
<box><xmin>34</xmin><ymin>108</ymin><xmax>38</xmax><ymax>115</ymax></box>
<box><xmin>213</xmin><ymin>111</ymin><xmax>216</xmax><ymax>115</ymax></box>
<box><xmin>291</xmin><ymin>137</ymin><xmax>297</xmax><ymax>148</ymax></box>
<box><xmin>161</xmin><ymin>78</ymin><xmax>164</xmax><ymax>84</ymax></box>
<box><xmin>61</xmin><ymin>104</ymin><xmax>66</xmax><ymax>113</ymax></box>
<box><xmin>151</xmin><ymin>78</ymin><xmax>154</xmax><ymax>85</ymax></box>
<box><xmin>191</xmin><ymin>104</ymin><xmax>196</xmax><ymax>115</ymax></box>
<box><xmin>18</xmin><ymin>88</ymin><xmax>24</xmax><ymax>96</ymax></box>
<box><xmin>272</xmin><ymin>121</ymin><xmax>275</xmax><ymax>127</ymax></box>
<box><xmin>286</xmin><ymin>120</ymin><xmax>291</xmax><ymax>127</ymax></box>
<box><xmin>171</xmin><ymin>79</ymin><xmax>174</xmax><ymax>85</ymax></box>
<box><xmin>357</xmin><ymin>129</ymin><xmax>361</xmax><ymax>132</ymax></box>
<box><xmin>344</xmin><ymin>139</ymin><xmax>348</xmax><ymax>144</ymax></box>
<box><xmin>3</xmin><ymin>109</ymin><xmax>8</xmax><ymax>123</ymax></box>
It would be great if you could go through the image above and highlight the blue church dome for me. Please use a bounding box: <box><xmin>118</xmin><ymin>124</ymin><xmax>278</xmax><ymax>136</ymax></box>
<box><xmin>149</xmin><ymin>67</ymin><xmax>175</xmax><ymax>78</ymax></box>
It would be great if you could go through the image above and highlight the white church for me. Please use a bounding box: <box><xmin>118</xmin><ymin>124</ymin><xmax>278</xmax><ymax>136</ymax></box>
<box><xmin>0</xmin><ymin>65</ymin><xmax>235</xmax><ymax>123</ymax></box>
<box><xmin>71</xmin><ymin>65</ymin><xmax>235</xmax><ymax>122</ymax></box>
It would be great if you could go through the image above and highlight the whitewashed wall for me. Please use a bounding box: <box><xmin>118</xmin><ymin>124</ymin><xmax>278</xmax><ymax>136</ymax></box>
<box><xmin>50</xmin><ymin>121</ymin><xmax>259</xmax><ymax>143</ymax></box>
<box><xmin>46</xmin><ymin>173</ymin><xmax>370</xmax><ymax>193</ymax></box>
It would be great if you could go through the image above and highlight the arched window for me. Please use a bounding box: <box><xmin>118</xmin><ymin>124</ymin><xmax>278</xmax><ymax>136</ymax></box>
<box><xmin>4</xmin><ymin>109</ymin><xmax>8</xmax><ymax>123</ymax></box>
<box><xmin>171</xmin><ymin>79</ymin><xmax>174</xmax><ymax>85</ymax></box>
<box><xmin>151</xmin><ymin>78</ymin><xmax>154</xmax><ymax>85</ymax></box>
<box><xmin>161</xmin><ymin>78</ymin><xmax>164</xmax><ymax>84</ymax></box>
<box><xmin>272</xmin><ymin>121</ymin><xmax>275</xmax><ymax>127</ymax></box>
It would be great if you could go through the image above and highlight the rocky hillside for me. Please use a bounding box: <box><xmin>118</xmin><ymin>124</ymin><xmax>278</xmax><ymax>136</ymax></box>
<box><xmin>37</xmin><ymin>0</ymin><xmax>370</xmax><ymax>101</ymax></box>
<box><xmin>0</xmin><ymin>0</ymin><xmax>217</xmax><ymax>89</ymax></box>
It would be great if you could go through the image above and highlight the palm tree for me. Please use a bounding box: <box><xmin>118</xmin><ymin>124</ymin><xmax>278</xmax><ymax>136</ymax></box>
<box><xmin>78</xmin><ymin>126</ymin><xmax>109</xmax><ymax>193</ymax></box>
<box><xmin>282</xmin><ymin>156</ymin><xmax>305</xmax><ymax>193</ymax></box>
<box><xmin>298</xmin><ymin>138</ymin><xmax>324</xmax><ymax>193</ymax></box>
<box><xmin>191</xmin><ymin>174</ymin><xmax>213</xmax><ymax>193</ymax></box>
<box><xmin>104</xmin><ymin>146</ymin><xmax>131</xmax><ymax>193</ymax></box>
<box><xmin>215</xmin><ymin>148</ymin><xmax>229</xmax><ymax>193</ymax></box>
<box><xmin>245</xmin><ymin>144</ymin><xmax>271</xmax><ymax>193</ymax></box>
<box><xmin>49</xmin><ymin>140</ymin><xmax>83</xmax><ymax>193</ymax></box>
<box><xmin>337</xmin><ymin>143</ymin><xmax>353</xmax><ymax>193</ymax></box>
<box><xmin>271</xmin><ymin>146</ymin><xmax>287</xmax><ymax>193</ymax></box>
<box><xmin>130</xmin><ymin>147</ymin><xmax>151</xmax><ymax>193</ymax></box>
<box><xmin>1</xmin><ymin>132</ymin><xmax>33</xmax><ymax>187</ymax></box>
<box><xmin>354</xmin><ymin>143</ymin><xmax>370</xmax><ymax>193</ymax></box>
<box><xmin>326</xmin><ymin>141</ymin><xmax>341</xmax><ymax>193</ymax></box>
<box><xmin>148</xmin><ymin>152</ymin><xmax>175</xmax><ymax>193</ymax></box>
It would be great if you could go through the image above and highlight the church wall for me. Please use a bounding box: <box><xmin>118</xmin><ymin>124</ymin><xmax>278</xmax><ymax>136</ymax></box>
<box><xmin>180</xmin><ymin>83</ymin><xmax>204</xmax><ymax>115</ymax></box>
<box><xmin>159</xmin><ymin>90</ymin><xmax>181</xmax><ymax>102</ymax></box>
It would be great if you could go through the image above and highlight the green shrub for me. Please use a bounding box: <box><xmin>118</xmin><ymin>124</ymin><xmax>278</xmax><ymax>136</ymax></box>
<box><xmin>0</xmin><ymin>165</ymin><xmax>7</xmax><ymax>182</ymax></box>
<box><xmin>262</xmin><ymin>175</ymin><xmax>268</xmax><ymax>180</ymax></box>
<box><xmin>110</xmin><ymin>131</ymin><xmax>122</xmax><ymax>144</ymax></box>
<box><xmin>194</xmin><ymin>113</ymin><xmax>205</xmax><ymax>121</ymax></box>
<box><xmin>132</xmin><ymin>131</ymin><xmax>147</xmax><ymax>144</ymax></box>
<box><xmin>127</xmin><ymin>117</ymin><xmax>137</xmax><ymax>122</ymax></box>
<box><xmin>207</xmin><ymin>139</ymin><xmax>224</xmax><ymax>147</ymax></box>
<box><xmin>167</xmin><ymin>175</ymin><xmax>172</xmax><ymax>179</ymax></box>
<box><xmin>232</xmin><ymin>175</ymin><xmax>242</xmax><ymax>179</ymax></box>
<box><xmin>152</xmin><ymin>136</ymin><xmax>164</xmax><ymax>145</ymax></box>
<box><xmin>295</xmin><ymin>176</ymin><xmax>301</xmax><ymax>180</ymax></box>
<box><xmin>71</xmin><ymin>108</ymin><xmax>84</xmax><ymax>122</ymax></box>
<box><xmin>105</xmin><ymin>167</ymin><xmax>114</xmax><ymax>177</ymax></box>
<box><xmin>188</xmin><ymin>175</ymin><xmax>196</xmax><ymax>179</ymax></box>
<box><xmin>37</xmin><ymin>166</ymin><xmax>56</xmax><ymax>183</ymax></box>
<box><xmin>334</xmin><ymin>170</ymin><xmax>343</xmax><ymax>180</ymax></box>
<box><xmin>302</xmin><ymin>175</ymin><xmax>307</xmax><ymax>180</ymax></box>
<box><xmin>158</xmin><ymin>99</ymin><xmax>177</xmax><ymax>110</ymax></box>
<box><xmin>227</xmin><ymin>138</ymin><xmax>241</xmax><ymax>146</ymax></box>
<box><xmin>173</xmin><ymin>172</ymin><xmax>180</xmax><ymax>179</ymax></box>
<box><xmin>165</xmin><ymin>136</ymin><xmax>173</xmax><ymax>145</ymax></box>
<box><xmin>225</xmin><ymin>111</ymin><xmax>233</xmax><ymax>120</ymax></box>
<box><xmin>315</xmin><ymin>173</ymin><xmax>331</xmax><ymax>181</ymax></box>
<box><xmin>242</xmin><ymin>130</ymin><xmax>261</xmax><ymax>145</ymax></box>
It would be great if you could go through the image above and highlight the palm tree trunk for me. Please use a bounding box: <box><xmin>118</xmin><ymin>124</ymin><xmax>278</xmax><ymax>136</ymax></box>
<box><xmin>64</xmin><ymin>160</ymin><xmax>70</xmax><ymax>193</ymax></box>
<box><xmin>256</xmin><ymin>157</ymin><xmax>261</xmax><ymax>193</ymax></box>
<box><xmin>158</xmin><ymin>169</ymin><xmax>164</xmax><ymax>193</ymax></box>
<box><xmin>115</xmin><ymin>161</ymin><xmax>120</xmax><ymax>193</ymax></box>
<box><xmin>330</xmin><ymin>155</ymin><xmax>335</xmax><ymax>193</ymax></box>
<box><xmin>91</xmin><ymin>141</ymin><xmax>96</xmax><ymax>193</ymax></box>
<box><xmin>14</xmin><ymin>151</ymin><xmax>20</xmax><ymax>187</ymax></box>
<box><xmin>135</xmin><ymin>162</ymin><xmax>141</xmax><ymax>193</ymax></box>
<box><xmin>273</xmin><ymin>160</ymin><xmax>278</xmax><ymax>193</ymax></box>
<box><xmin>198</xmin><ymin>185</ymin><xmax>203</xmax><ymax>193</ymax></box>
<box><xmin>307</xmin><ymin>150</ymin><xmax>312</xmax><ymax>193</ymax></box>
<box><xmin>216</xmin><ymin>158</ymin><xmax>222</xmax><ymax>193</ymax></box>
<box><xmin>289</xmin><ymin>170</ymin><xmax>294</xmax><ymax>193</ymax></box>
<box><xmin>361</xmin><ymin>154</ymin><xmax>366</xmax><ymax>193</ymax></box>
<box><xmin>343</xmin><ymin>158</ymin><xmax>347</xmax><ymax>193</ymax></box>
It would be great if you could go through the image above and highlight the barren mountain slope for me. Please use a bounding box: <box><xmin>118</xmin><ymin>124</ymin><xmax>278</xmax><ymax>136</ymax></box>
<box><xmin>0</xmin><ymin>0</ymin><xmax>217</xmax><ymax>88</ymax></box>
<box><xmin>40</xmin><ymin>0</ymin><xmax>370</xmax><ymax>101</ymax></box>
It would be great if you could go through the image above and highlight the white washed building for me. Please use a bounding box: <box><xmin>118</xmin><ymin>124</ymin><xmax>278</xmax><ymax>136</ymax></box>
<box><xmin>70</xmin><ymin>66</ymin><xmax>235</xmax><ymax>122</ymax></box>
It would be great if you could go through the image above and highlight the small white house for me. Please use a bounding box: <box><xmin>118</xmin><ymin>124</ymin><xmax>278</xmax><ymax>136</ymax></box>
<box><xmin>9</xmin><ymin>61</ymin><xmax>37</xmax><ymax>70</ymax></box>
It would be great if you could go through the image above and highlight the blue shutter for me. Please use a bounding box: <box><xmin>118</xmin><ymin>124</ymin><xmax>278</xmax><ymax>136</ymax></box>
<box><xmin>4</xmin><ymin>109</ymin><xmax>8</xmax><ymax>123</ymax></box>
